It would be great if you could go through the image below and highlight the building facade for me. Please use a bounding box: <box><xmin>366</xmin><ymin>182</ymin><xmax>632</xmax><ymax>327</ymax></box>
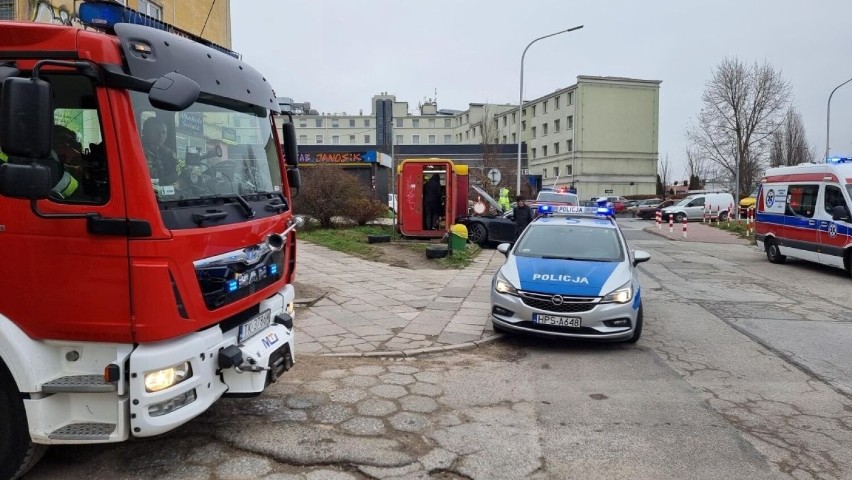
<box><xmin>2</xmin><ymin>0</ymin><xmax>231</xmax><ymax>48</ymax></box>
<box><xmin>286</xmin><ymin>76</ymin><xmax>660</xmax><ymax>199</ymax></box>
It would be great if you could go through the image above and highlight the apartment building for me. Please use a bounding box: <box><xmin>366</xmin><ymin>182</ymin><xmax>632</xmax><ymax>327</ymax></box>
<box><xmin>287</xmin><ymin>76</ymin><xmax>661</xmax><ymax>198</ymax></box>
<box><xmin>2</xmin><ymin>0</ymin><xmax>231</xmax><ymax>47</ymax></box>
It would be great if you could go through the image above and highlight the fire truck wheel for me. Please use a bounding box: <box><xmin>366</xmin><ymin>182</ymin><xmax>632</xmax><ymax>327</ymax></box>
<box><xmin>765</xmin><ymin>239</ymin><xmax>786</xmax><ymax>264</ymax></box>
<box><xmin>367</xmin><ymin>234</ymin><xmax>391</xmax><ymax>244</ymax></box>
<box><xmin>425</xmin><ymin>245</ymin><xmax>448</xmax><ymax>259</ymax></box>
<box><xmin>0</xmin><ymin>366</ymin><xmax>47</xmax><ymax>480</ymax></box>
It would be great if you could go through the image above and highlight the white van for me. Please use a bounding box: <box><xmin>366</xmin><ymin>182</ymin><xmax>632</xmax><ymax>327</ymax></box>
<box><xmin>660</xmin><ymin>192</ymin><xmax>735</xmax><ymax>222</ymax></box>
<box><xmin>755</xmin><ymin>159</ymin><xmax>852</xmax><ymax>275</ymax></box>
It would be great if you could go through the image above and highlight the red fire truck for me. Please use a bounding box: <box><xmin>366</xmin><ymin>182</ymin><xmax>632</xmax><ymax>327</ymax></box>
<box><xmin>0</xmin><ymin>3</ymin><xmax>303</xmax><ymax>478</ymax></box>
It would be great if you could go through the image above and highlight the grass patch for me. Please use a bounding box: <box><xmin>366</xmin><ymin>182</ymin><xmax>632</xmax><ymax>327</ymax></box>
<box><xmin>440</xmin><ymin>244</ymin><xmax>482</xmax><ymax>268</ymax></box>
<box><xmin>706</xmin><ymin>219</ymin><xmax>757</xmax><ymax>244</ymax></box>
<box><xmin>298</xmin><ymin>225</ymin><xmax>392</xmax><ymax>258</ymax></box>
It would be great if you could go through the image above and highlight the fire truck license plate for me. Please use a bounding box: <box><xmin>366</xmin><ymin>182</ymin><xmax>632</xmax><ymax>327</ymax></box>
<box><xmin>238</xmin><ymin>309</ymin><xmax>272</xmax><ymax>343</ymax></box>
<box><xmin>532</xmin><ymin>314</ymin><xmax>581</xmax><ymax>328</ymax></box>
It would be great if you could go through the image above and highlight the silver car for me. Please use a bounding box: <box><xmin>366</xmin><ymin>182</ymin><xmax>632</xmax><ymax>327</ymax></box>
<box><xmin>490</xmin><ymin>212</ymin><xmax>650</xmax><ymax>342</ymax></box>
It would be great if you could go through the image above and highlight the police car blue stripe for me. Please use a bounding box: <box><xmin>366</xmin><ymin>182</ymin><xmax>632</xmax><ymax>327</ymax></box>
<box><xmin>515</xmin><ymin>256</ymin><xmax>618</xmax><ymax>296</ymax></box>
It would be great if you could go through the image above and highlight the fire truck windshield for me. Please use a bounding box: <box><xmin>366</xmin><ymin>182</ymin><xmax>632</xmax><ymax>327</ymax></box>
<box><xmin>130</xmin><ymin>91</ymin><xmax>283</xmax><ymax>203</ymax></box>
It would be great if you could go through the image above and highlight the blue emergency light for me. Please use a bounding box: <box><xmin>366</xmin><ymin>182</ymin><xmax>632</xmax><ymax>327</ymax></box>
<box><xmin>226</xmin><ymin>280</ymin><xmax>238</xmax><ymax>293</ymax></box>
<box><xmin>268</xmin><ymin>264</ymin><xmax>278</xmax><ymax>276</ymax></box>
<box><xmin>537</xmin><ymin>204</ymin><xmax>554</xmax><ymax>216</ymax></box>
<box><xmin>78</xmin><ymin>1</ymin><xmax>240</xmax><ymax>58</ymax></box>
<box><xmin>827</xmin><ymin>157</ymin><xmax>851</xmax><ymax>164</ymax></box>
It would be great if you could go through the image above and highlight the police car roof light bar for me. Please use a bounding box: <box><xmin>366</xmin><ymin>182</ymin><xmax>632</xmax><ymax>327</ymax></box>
<box><xmin>78</xmin><ymin>0</ymin><xmax>241</xmax><ymax>59</ymax></box>
<box><xmin>826</xmin><ymin>157</ymin><xmax>851</xmax><ymax>164</ymax></box>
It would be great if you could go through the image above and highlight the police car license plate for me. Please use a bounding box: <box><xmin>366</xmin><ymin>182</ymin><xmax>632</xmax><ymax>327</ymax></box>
<box><xmin>238</xmin><ymin>309</ymin><xmax>272</xmax><ymax>343</ymax></box>
<box><xmin>533</xmin><ymin>314</ymin><xmax>581</xmax><ymax>328</ymax></box>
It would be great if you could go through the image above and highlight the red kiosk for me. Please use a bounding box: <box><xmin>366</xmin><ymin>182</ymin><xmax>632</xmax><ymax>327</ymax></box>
<box><xmin>397</xmin><ymin>158</ymin><xmax>469</xmax><ymax>238</ymax></box>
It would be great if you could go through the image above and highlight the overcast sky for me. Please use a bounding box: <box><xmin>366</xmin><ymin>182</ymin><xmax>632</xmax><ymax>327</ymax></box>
<box><xmin>232</xmin><ymin>0</ymin><xmax>852</xmax><ymax>180</ymax></box>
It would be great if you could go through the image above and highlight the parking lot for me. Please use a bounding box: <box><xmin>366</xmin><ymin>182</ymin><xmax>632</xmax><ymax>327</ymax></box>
<box><xmin>28</xmin><ymin>218</ymin><xmax>852</xmax><ymax>480</ymax></box>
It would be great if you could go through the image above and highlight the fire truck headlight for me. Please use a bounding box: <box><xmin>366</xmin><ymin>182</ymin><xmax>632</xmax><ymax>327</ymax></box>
<box><xmin>144</xmin><ymin>361</ymin><xmax>192</xmax><ymax>393</ymax></box>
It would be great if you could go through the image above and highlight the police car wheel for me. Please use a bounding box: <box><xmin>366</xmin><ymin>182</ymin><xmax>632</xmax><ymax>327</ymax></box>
<box><xmin>625</xmin><ymin>306</ymin><xmax>643</xmax><ymax>343</ymax></box>
<box><xmin>765</xmin><ymin>239</ymin><xmax>786</xmax><ymax>264</ymax></box>
<box><xmin>0</xmin><ymin>365</ymin><xmax>47</xmax><ymax>480</ymax></box>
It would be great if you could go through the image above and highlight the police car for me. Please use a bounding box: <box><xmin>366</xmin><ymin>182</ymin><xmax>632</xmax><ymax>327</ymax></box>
<box><xmin>491</xmin><ymin>204</ymin><xmax>651</xmax><ymax>342</ymax></box>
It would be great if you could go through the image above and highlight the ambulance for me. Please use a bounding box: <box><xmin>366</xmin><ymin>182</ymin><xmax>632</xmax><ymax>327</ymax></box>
<box><xmin>754</xmin><ymin>158</ymin><xmax>852</xmax><ymax>276</ymax></box>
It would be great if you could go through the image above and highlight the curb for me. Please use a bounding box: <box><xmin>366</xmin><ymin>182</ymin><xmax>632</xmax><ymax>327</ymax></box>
<box><xmin>642</xmin><ymin>226</ymin><xmax>682</xmax><ymax>241</ymax></box>
<box><xmin>314</xmin><ymin>333</ymin><xmax>504</xmax><ymax>358</ymax></box>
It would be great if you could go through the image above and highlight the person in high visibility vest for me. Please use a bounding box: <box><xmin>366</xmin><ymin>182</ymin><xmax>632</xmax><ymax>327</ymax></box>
<box><xmin>498</xmin><ymin>187</ymin><xmax>511</xmax><ymax>213</ymax></box>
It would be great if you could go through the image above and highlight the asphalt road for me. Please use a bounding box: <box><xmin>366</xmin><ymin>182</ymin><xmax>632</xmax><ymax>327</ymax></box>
<box><xmin>26</xmin><ymin>224</ymin><xmax>852</xmax><ymax>479</ymax></box>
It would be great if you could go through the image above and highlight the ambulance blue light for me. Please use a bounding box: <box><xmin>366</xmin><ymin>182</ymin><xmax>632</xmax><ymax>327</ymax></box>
<box><xmin>268</xmin><ymin>264</ymin><xmax>278</xmax><ymax>275</ymax></box>
<box><xmin>827</xmin><ymin>157</ymin><xmax>851</xmax><ymax>164</ymax></box>
<box><xmin>227</xmin><ymin>280</ymin><xmax>238</xmax><ymax>293</ymax></box>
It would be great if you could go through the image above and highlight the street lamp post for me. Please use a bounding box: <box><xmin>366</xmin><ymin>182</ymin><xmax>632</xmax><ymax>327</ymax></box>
<box><xmin>516</xmin><ymin>25</ymin><xmax>584</xmax><ymax>195</ymax></box>
<box><xmin>825</xmin><ymin>76</ymin><xmax>852</xmax><ymax>161</ymax></box>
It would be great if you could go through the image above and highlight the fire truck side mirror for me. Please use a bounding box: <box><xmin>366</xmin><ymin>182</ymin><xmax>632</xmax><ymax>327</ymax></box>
<box><xmin>282</xmin><ymin>122</ymin><xmax>299</xmax><ymax>166</ymax></box>
<box><xmin>0</xmin><ymin>77</ymin><xmax>53</xmax><ymax>159</ymax></box>
<box><xmin>0</xmin><ymin>162</ymin><xmax>53</xmax><ymax>200</ymax></box>
<box><xmin>287</xmin><ymin>167</ymin><xmax>301</xmax><ymax>190</ymax></box>
<box><xmin>148</xmin><ymin>72</ymin><xmax>200</xmax><ymax>111</ymax></box>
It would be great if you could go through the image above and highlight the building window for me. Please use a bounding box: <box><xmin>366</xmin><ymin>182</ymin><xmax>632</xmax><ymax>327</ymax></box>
<box><xmin>521</xmin><ymin>120</ymin><xmax>526</xmax><ymax>131</ymax></box>
<box><xmin>299</xmin><ymin>121</ymin><xmax>307</xmax><ymax>128</ymax></box>
<box><xmin>566</xmin><ymin>165</ymin><xmax>572</xmax><ymax>176</ymax></box>
<box><xmin>532</xmin><ymin>105</ymin><xmax>536</xmax><ymax>116</ymax></box>
<box><xmin>503</xmin><ymin>135</ymin><xmax>507</xmax><ymax>144</ymax></box>
<box><xmin>465</xmin><ymin>131</ymin><xmax>469</xmax><ymax>140</ymax></box>
<box><xmin>567</xmin><ymin>115</ymin><xmax>574</xmax><ymax>129</ymax></box>
<box><xmin>428</xmin><ymin>134</ymin><xmax>436</xmax><ymax>144</ymax></box>
<box><xmin>465</xmin><ymin>114</ymin><xmax>470</xmax><ymax>123</ymax></box>
<box><xmin>396</xmin><ymin>118</ymin><xmax>404</xmax><ymax>128</ymax></box>
<box><xmin>512</xmin><ymin>112</ymin><xmax>517</xmax><ymax>123</ymax></box>
<box><xmin>138</xmin><ymin>0</ymin><xmax>162</xmax><ymax>19</ymax></box>
<box><xmin>298</xmin><ymin>134</ymin><xmax>307</xmax><ymax>144</ymax></box>
<box><xmin>315</xmin><ymin>119</ymin><xmax>323</xmax><ymax>128</ymax></box>
<box><xmin>522</xmin><ymin>108</ymin><xmax>527</xmax><ymax>117</ymax></box>
<box><xmin>554</xmin><ymin>142</ymin><xmax>560</xmax><ymax>154</ymax></box>
<box><xmin>331</xmin><ymin>135</ymin><xmax>340</xmax><ymax>144</ymax></box>
<box><xmin>396</xmin><ymin>134</ymin><xmax>403</xmax><ymax>144</ymax></box>
<box><xmin>543</xmin><ymin>101</ymin><xmax>548</xmax><ymax>113</ymax></box>
<box><xmin>349</xmin><ymin>119</ymin><xmax>355</xmax><ymax>127</ymax></box>
<box><xmin>542</xmin><ymin>145</ymin><xmax>548</xmax><ymax>157</ymax></box>
<box><xmin>428</xmin><ymin>118</ymin><xmax>435</xmax><ymax>127</ymax></box>
<box><xmin>502</xmin><ymin>117</ymin><xmax>507</xmax><ymax>127</ymax></box>
<box><xmin>315</xmin><ymin>135</ymin><xmax>323</xmax><ymax>144</ymax></box>
<box><xmin>554</xmin><ymin>166</ymin><xmax>559</xmax><ymax>177</ymax></box>
<box><xmin>543</xmin><ymin>123</ymin><xmax>548</xmax><ymax>136</ymax></box>
<box><xmin>349</xmin><ymin>135</ymin><xmax>356</xmax><ymax>142</ymax></box>
<box><xmin>512</xmin><ymin>133</ymin><xmax>516</xmax><ymax>143</ymax></box>
<box><xmin>412</xmin><ymin>119</ymin><xmax>419</xmax><ymax>128</ymax></box>
<box><xmin>567</xmin><ymin>139</ymin><xmax>573</xmax><ymax>151</ymax></box>
<box><xmin>364</xmin><ymin>119</ymin><xmax>370</xmax><ymax>127</ymax></box>
<box><xmin>532</xmin><ymin>148</ymin><xmax>537</xmax><ymax>159</ymax></box>
<box><xmin>543</xmin><ymin>168</ymin><xmax>547</xmax><ymax>178</ymax></box>
<box><xmin>567</xmin><ymin>92</ymin><xmax>573</xmax><ymax>105</ymax></box>
<box><xmin>445</xmin><ymin>119</ymin><xmax>452</xmax><ymax>128</ymax></box>
<box><xmin>364</xmin><ymin>134</ymin><xmax>370</xmax><ymax>143</ymax></box>
<box><xmin>444</xmin><ymin>134</ymin><xmax>452</xmax><ymax>143</ymax></box>
<box><xmin>331</xmin><ymin>119</ymin><xmax>339</xmax><ymax>128</ymax></box>
<box><xmin>412</xmin><ymin>134</ymin><xmax>421</xmax><ymax>144</ymax></box>
<box><xmin>554</xmin><ymin>119</ymin><xmax>560</xmax><ymax>132</ymax></box>
<box><xmin>531</xmin><ymin>126</ymin><xmax>536</xmax><ymax>138</ymax></box>
<box><xmin>555</xmin><ymin>96</ymin><xmax>560</xmax><ymax>109</ymax></box>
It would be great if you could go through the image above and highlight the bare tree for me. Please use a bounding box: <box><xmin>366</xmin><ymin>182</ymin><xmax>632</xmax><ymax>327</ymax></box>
<box><xmin>687</xmin><ymin>58</ymin><xmax>791</xmax><ymax>198</ymax></box>
<box><xmin>769</xmin><ymin>107</ymin><xmax>815</xmax><ymax>167</ymax></box>
<box><xmin>685</xmin><ymin>147</ymin><xmax>708</xmax><ymax>189</ymax></box>
<box><xmin>658</xmin><ymin>154</ymin><xmax>671</xmax><ymax>198</ymax></box>
<box><xmin>469</xmin><ymin>105</ymin><xmax>524</xmax><ymax>200</ymax></box>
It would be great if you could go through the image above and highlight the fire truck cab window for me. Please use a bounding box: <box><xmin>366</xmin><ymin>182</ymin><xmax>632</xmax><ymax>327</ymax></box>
<box><xmin>44</xmin><ymin>74</ymin><xmax>109</xmax><ymax>204</ymax></box>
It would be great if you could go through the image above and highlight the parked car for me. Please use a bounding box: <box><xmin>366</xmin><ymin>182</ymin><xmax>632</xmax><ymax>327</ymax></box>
<box><xmin>457</xmin><ymin>185</ymin><xmax>518</xmax><ymax>246</ymax></box>
<box><xmin>661</xmin><ymin>192</ymin><xmax>736</xmax><ymax>223</ymax></box>
<box><xmin>626</xmin><ymin>198</ymin><xmax>661</xmax><ymax>216</ymax></box>
<box><xmin>636</xmin><ymin>199</ymin><xmax>676</xmax><ymax>220</ymax></box>
<box><xmin>591</xmin><ymin>195</ymin><xmax>628</xmax><ymax>213</ymax></box>
<box><xmin>739</xmin><ymin>188</ymin><xmax>758</xmax><ymax>216</ymax></box>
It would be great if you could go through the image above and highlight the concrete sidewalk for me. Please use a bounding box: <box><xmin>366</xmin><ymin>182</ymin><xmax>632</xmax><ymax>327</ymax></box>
<box><xmin>294</xmin><ymin>242</ymin><xmax>505</xmax><ymax>357</ymax></box>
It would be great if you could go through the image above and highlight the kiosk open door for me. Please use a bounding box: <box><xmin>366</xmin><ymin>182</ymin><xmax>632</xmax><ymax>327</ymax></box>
<box><xmin>397</xmin><ymin>159</ymin><xmax>468</xmax><ymax>238</ymax></box>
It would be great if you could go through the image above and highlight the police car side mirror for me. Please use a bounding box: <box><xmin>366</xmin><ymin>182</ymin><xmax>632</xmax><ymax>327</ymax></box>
<box><xmin>831</xmin><ymin>205</ymin><xmax>850</xmax><ymax>222</ymax></box>
<box><xmin>497</xmin><ymin>243</ymin><xmax>512</xmax><ymax>257</ymax></box>
<box><xmin>633</xmin><ymin>250</ymin><xmax>651</xmax><ymax>266</ymax></box>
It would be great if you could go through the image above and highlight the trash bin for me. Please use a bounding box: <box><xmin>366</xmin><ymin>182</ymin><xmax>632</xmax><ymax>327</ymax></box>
<box><xmin>449</xmin><ymin>224</ymin><xmax>468</xmax><ymax>254</ymax></box>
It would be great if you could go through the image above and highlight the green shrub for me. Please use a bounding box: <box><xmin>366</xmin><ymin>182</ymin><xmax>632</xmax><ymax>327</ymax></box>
<box><xmin>293</xmin><ymin>165</ymin><xmax>366</xmax><ymax>228</ymax></box>
<box><xmin>348</xmin><ymin>197</ymin><xmax>389</xmax><ymax>226</ymax></box>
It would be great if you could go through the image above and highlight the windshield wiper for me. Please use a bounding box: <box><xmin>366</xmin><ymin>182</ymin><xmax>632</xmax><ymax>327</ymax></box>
<box><xmin>200</xmin><ymin>193</ymin><xmax>255</xmax><ymax>219</ymax></box>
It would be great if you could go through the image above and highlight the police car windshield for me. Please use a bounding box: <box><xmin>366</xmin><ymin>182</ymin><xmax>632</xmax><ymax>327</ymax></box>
<box><xmin>536</xmin><ymin>192</ymin><xmax>579</xmax><ymax>204</ymax></box>
<box><xmin>514</xmin><ymin>224</ymin><xmax>624</xmax><ymax>262</ymax></box>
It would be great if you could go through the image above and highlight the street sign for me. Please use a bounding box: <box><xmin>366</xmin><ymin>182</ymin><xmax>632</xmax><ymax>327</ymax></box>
<box><xmin>487</xmin><ymin>168</ymin><xmax>502</xmax><ymax>186</ymax></box>
<box><xmin>521</xmin><ymin>168</ymin><xmax>530</xmax><ymax>175</ymax></box>
<box><xmin>604</xmin><ymin>189</ymin><xmax>614</xmax><ymax>194</ymax></box>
